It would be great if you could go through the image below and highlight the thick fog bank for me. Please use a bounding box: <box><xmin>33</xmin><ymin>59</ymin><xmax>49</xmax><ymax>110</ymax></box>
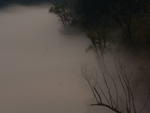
<box><xmin>0</xmin><ymin>5</ymin><xmax>97</xmax><ymax>113</ymax></box>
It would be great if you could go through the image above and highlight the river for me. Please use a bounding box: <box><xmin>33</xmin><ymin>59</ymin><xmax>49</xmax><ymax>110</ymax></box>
<box><xmin>0</xmin><ymin>5</ymin><xmax>149</xmax><ymax>113</ymax></box>
<box><xmin>0</xmin><ymin>5</ymin><xmax>97</xmax><ymax>113</ymax></box>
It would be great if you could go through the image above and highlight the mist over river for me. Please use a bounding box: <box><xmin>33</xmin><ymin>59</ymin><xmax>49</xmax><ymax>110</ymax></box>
<box><xmin>0</xmin><ymin>5</ymin><xmax>97</xmax><ymax>113</ymax></box>
<box><xmin>0</xmin><ymin>4</ymin><xmax>149</xmax><ymax>113</ymax></box>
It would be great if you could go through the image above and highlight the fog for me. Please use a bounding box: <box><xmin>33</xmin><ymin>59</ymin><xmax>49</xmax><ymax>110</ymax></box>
<box><xmin>0</xmin><ymin>5</ymin><xmax>97</xmax><ymax>113</ymax></box>
<box><xmin>0</xmin><ymin>5</ymin><xmax>149</xmax><ymax>113</ymax></box>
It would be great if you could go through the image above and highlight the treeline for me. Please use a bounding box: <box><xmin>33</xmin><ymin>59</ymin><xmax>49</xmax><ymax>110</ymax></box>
<box><xmin>0</xmin><ymin>0</ymin><xmax>53</xmax><ymax>7</ymax></box>
<box><xmin>50</xmin><ymin>0</ymin><xmax>150</xmax><ymax>50</ymax></box>
<box><xmin>0</xmin><ymin>0</ymin><xmax>49</xmax><ymax>4</ymax></box>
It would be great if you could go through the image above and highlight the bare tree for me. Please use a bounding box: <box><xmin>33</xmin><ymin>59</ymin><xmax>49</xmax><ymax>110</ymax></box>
<box><xmin>82</xmin><ymin>61</ymin><xmax>149</xmax><ymax>113</ymax></box>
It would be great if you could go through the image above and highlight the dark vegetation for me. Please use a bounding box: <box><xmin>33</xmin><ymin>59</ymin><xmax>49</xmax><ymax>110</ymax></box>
<box><xmin>82</xmin><ymin>60</ymin><xmax>150</xmax><ymax>113</ymax></box>
<box><xmin>0</xmin><ymin>0</ymin><xmax>49</xmax><ymax>4</ymax></box>
<box><xmin>50</xmin><ymin>0</ymin><xmax>150</xmax><ymax>50</ymax></box>
<box><xmin>0</xmin><ymin>0</ymin><xmax>52</xmax><ymax>8</ymax></box>
<box><xmin>50</xmin><ymin>1</ymin><xmax>150</xmax><ymax>113</ymax></box>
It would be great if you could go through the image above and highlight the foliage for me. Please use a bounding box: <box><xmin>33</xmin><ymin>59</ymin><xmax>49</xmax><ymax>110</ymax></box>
<box><xmin>51</xmin><ymin>0</ymin><xmax>150</xmax><ymax>49</ymax></box>
<box><xmin>0</xmin><ymin>0</ymin><xmax>51</xmax><ymax>7</ymax></box>
<box><xmin>50</xmin><ymin>3</ymin><xmax>75</xmax><ymax>25</ymax></box>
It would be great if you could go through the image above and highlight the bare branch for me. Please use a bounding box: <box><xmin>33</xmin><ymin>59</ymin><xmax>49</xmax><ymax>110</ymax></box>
<box><xmin>93</xmin><ymin>87</ymin><xmax>102</xmax><ymax>103</ymax></box>
<box><xmin>102</xmin><ymin>73</ymin><xmax>113</xmax><ymax>107</ymax></box>
<box><xmin>91</xmin><ymin>103</ymin><xmax>122</xmax><ymax>113</ymax></box>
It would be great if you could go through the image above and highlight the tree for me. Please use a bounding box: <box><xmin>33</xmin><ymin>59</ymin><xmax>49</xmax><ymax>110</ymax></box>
<box><xmin>51</xmin><ymin>0</ymin><xmax>150</xmax><ymax>47</ymax></box>
<box><xmin>82</xmin><ymin>60</ymin><xmax>150</xmax><ymax>113</ymax></box>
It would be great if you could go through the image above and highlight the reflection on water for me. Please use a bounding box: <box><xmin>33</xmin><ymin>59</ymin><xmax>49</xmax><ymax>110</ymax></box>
<box><xmin>0</xmin><ymin>5</ymin><xmax>96</xmax><ymax>113</ymax></box>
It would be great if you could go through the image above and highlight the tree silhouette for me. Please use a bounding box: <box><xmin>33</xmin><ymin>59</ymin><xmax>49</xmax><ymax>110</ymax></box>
<box><xmin>82</xmin><ymin>61</ymin><xmax>150</xmax><ymax>113</ymax></box>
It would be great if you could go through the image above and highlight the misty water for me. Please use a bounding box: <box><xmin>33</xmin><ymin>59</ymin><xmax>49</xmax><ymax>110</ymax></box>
<box><xmin>0</xmin><ymin>5</ymin><xmax>149</xmax><ymax>113</ymax></box>
<box><xmin>0</xmin><ymin>5</ymin><xmax>98</xmax><ymax>113</ymax></box>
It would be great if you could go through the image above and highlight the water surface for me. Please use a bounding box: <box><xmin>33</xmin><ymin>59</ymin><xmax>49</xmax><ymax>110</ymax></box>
<box><xmin>0</xmin><ymin>5</ymin><xmax>96</xmax><ymax>113</ymax></box>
